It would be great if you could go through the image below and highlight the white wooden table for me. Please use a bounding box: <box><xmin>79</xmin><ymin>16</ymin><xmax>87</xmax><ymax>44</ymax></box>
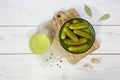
<box><xmin>0</xmin><ymin>0</ymin><xmax>120</xmax><ymax>80</ymax></box>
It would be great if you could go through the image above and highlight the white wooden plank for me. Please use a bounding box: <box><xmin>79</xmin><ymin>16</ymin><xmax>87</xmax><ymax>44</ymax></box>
<box><xmin>0</xmin><ymin>0</ymin><xmax>119</xmax><ymax>25</ymax></box>
<box><xmin>0</xmin><ymin>27</ymin><xmax>36</xmax><ymax>53</ymax></box>
<box><xmin>0</xmin><ymin>54</ymin><xmax>119</xmax><ymax>80</ymax></box>
<box><xmin>0</xmin><ymin>26</ymin><xmax>120</xmax><ymax>53</ymax></box>
<box><xmin>94</xmin><ymin>26</ymin><xmax>120</xmax><ymax>53</ymax></box>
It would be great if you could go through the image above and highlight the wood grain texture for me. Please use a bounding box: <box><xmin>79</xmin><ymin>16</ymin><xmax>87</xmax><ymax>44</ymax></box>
<box><xmin>0</xmin><ymin>55</ymin><xmax>120</xmax><ymax>80</ymax></box>
<box><xmin>0</xmin><ymin>26</ymin><xmax>120</xmax><ymax>54</ymax></box>
<box><xmin>0</xmin><ymin>0</ymin><xmax>119</xmax><ymax>25</ymax></box>
<box><xmin>0</xmin><ymin>27</ymin><xmax>35</xmax><ymax>53</ymax></box>
<box><xmin>0</xmin><ymin>0</ymin><xmax>119</xmax><ymax>79</ymax></box>
<box><xmin>52</xmin><ymin>9</ymin><xmax>99</xmax><ymax>64</ymax></box>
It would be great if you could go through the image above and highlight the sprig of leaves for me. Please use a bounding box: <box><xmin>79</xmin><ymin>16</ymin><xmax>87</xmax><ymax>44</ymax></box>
<box><xmin>99</xmin><ymin>14</ymin><xmax>111</xmax><ymax>21</ymax></box>
<box><xmin>84</xmin><ymin>4</ymin><xmax>92</xmax><ymax>17</ymax></box>
<box><xmin>84</xmin><ymin>4</ymin><xmax>111</xmax><ymax>21</ymax></box>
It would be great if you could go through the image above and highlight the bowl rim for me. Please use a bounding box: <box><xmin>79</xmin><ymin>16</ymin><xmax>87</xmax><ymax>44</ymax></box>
<box><xmin>59</xmin><ymin>18</ymin><xmax>96</xmax><ymax>54</ymax></box>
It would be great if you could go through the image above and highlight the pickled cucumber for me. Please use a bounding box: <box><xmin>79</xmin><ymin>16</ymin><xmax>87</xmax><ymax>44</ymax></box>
<box><xmin>64</xmin><ymin>28</ymin><xmax>78</xmax><ymax>42</ymax></box>
<box><xmin>82</xmin><ymin>28</ymin><xmax>90</xmax><ymax>33</ymax></box>
<box><xmin>69</xmin><ymin>23</ymin><xmax>88</xmax><ymax>29</ymax></box>
<box><xmin>74</xmin><ymin>30</ymin><xmax>92</xmax><ymax>39</ymax></box>
<box><xmin>61</xmin><ymin>31</ymin><xmax>66</xmax><ymax>39</ymax></box>
<box><xmin>64</xmin><ymin>38</ymin><xmax>87</xmax><ymax>46</ymax></box>
<box><xmin>68</xmin><ymin>44</ymin><xmax>89</xmax><ymax>52</ymax></box>
<box><xmin>72</xmin><ymin>19</ymin><xmax>79</xmax><ymax>23</ymax></box>
<box><xmin>59</xmin><ymin>18</ymin><xmax>95</xmax><ymax>54</ymax></box>
<box><xmin>64</xmin><ymin>22</ymin><xmax>71</xmax><ymax>27</ymax></box>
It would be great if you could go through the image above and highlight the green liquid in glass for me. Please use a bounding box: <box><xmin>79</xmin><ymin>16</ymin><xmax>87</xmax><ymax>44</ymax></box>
<box><xmin>29</xmin><ymin>34</ymin><xmax>50</xmax><ymax>54</ymax></box>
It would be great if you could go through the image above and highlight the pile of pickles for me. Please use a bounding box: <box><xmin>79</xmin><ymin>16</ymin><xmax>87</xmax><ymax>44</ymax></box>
<box><xmin>59</xmin><ymin>18</ymin><xmax>95</xmax><ymax>54</ymax></box>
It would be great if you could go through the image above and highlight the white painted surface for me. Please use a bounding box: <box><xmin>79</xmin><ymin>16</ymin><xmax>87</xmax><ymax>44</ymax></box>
<box><xmin>0</xmin><ymin>0</ymin><xmax>120</xmax><ymax>80</ymax></box>
<box><xmin>0</xmin><ymin>55</ymin><xmax>120</xmax><ymax>80</ymax></box>
<box><xmin>0</xmin><ymin>26</ymin><xmax>120</xmax><ymax>53</ymax></box>
<box><xmin>0</xmin><ymin>0</ymin><xmax>119</xmax><ymax>25</ymax></box>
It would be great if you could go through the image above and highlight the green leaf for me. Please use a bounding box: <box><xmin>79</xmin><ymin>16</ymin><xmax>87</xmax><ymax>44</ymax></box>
<box><xmin>99</xmin><ymin>14</ymin><xmax>111</xmax><ymax>21</ymax></box>
<box><xmin>84</xmin><ymin>4</ymin><xmax>92</xmax><ymax>17</ymax></box>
